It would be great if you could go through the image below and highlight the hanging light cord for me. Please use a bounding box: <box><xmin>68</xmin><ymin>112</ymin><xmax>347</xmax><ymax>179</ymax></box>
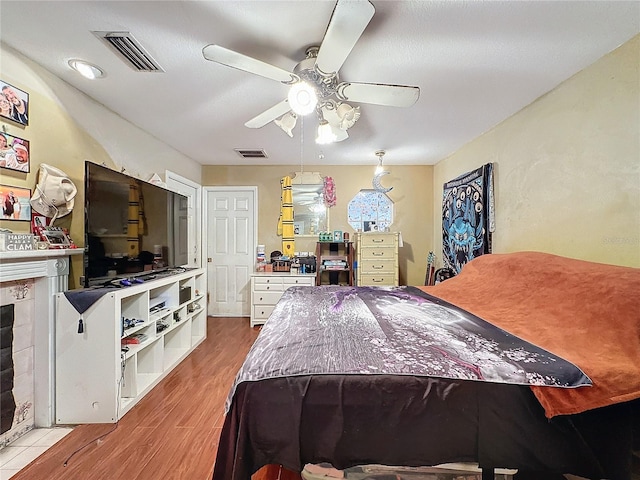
<box><xmin>299</xmin><ymin>116</ymin><xmax>304</xmax><ymax>173</ymax></box>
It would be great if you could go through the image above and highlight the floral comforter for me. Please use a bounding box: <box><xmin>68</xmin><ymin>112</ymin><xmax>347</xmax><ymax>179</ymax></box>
<box><xmin>226</xmin><ymin>285</ymin><xmax>590</xmax><ymax>412</ymax></box>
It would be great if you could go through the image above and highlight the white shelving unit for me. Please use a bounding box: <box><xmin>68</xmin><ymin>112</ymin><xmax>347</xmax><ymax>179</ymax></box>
<box><xmin>55</xmin><ymin>268</ymin><xmax>206</xmax><ymax>423</ymax></box>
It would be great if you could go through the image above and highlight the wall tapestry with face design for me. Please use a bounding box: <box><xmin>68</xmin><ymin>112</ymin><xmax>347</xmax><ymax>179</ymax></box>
<box><xmin>442</xmin><ymin>163</ymin><xmax>494</xmax><ymax>274</ymax></box>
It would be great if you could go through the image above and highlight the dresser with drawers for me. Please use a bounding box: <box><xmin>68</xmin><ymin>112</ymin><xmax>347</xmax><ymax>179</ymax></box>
<box><xmin>355</xmin><ymin>232</ymin><xmax>399</xmax><ymax>286</ymax></box>
<box><xmin>250</xmin><ymin>272</ymin><xmax>316</xmax><ymax>327</ymax></box>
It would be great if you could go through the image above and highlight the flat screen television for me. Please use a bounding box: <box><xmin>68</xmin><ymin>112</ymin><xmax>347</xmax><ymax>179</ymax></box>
<box><xmin>83</xmin><ymin>161</ymin><xmax>189</xmax><ymax>287</ymax></box>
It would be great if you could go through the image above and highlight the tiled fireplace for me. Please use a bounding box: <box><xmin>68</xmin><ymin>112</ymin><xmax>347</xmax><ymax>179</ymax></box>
<box><xmin>0</xmin><ymin>282</ymin><xmax>35</xmax><ymax>447</ymax></box>
<box><xmin>0</xmin><ymin>249</ymin><xmax>80</xmax><ymax>447</ymax></box>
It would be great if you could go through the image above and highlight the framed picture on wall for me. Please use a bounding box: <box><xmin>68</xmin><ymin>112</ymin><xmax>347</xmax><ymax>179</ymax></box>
<box><xmin>32</xmin><ymin>214</ymin><xmax>49</xmax><ymax>231</ymax></box>
<box><xmin>1</xmin><ymin>184</ymin><xmax>31</xmax><ymax>221</ymax></box>
<box><xmin>0</xmin><ymin>80</ymin><xmax>29</xmax><ymax>126</ymax></box>
<box><xmin>0</xmin><ymin>132</ymin><xmax>30</xmax><ymax>172</ymax></box>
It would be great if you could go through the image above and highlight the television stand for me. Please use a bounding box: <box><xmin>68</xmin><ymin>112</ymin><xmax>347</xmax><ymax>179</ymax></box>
<box><xmin>55</xmin><ymin>267</ymin><xmax>207</xmax><ymax>423</ymax></box>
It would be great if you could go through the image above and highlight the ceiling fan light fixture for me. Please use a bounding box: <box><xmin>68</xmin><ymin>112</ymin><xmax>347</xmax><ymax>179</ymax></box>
<box><xmin>274</xmin><ymin>112</ymin><xmax>297</xmax><ymax>137</ymax></box>
<box><xmin>316</xmin><ymin>120</ymin><xmax>337</xmax><ymax>145</ymax></box>
<box><xmin>288</xmin><ymin>82</ymin><xmax>317</xmax><ymax>116</ymax></box>
<box><xmin>336</xmin><ymin>103</ymin><xmax>360</xmax><ymax>130</ymax></box>
<box><xmin>68</xmin><ymin>59</ymin><xmax>104</xmax><ymax>79</ymax></box>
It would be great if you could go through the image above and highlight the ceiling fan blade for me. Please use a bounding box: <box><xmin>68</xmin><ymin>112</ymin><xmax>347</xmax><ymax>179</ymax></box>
<box><xmin>245</xmin><ymin>100</ymin><xmax>292</xmax><ymax>128</ymax></box>
<box><xmin>336</xmin><ymin>82</ymin><xmax>420</xmax><ymax>107</ymax></box>
<box><xmin>315</xmin><ymin>0</ymin><xmax>375</xmax><ymax>76</ymax></box>
<box><xmin>203</xmin><ymin>45</ymin><xmax>297</xmax><ymax>84</ymax></box>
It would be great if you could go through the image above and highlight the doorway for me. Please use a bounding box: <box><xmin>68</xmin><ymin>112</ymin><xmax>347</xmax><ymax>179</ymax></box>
<box><xmin>204</xmin><ymin>187</ymin><xmax>257</xmax><ymax>317</ymax></box>
<box><xmin>165</xmin><ymin>171</ymin><xmax>202</xmax><ymax>268</ymax></box>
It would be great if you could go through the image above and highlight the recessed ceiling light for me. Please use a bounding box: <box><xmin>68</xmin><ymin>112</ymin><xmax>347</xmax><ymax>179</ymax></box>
<box><xmin>68</xmin><ymin>59</ymin><xmax>105</xmax><ymax>79</ymax></box>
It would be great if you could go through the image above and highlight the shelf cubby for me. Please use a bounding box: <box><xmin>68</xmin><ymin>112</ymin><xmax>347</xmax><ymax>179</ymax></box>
<box><xmin>315</xmin><ymin>241</ymin><xmax>354</xmax><ymax>286</ymax></box>
<box><xmin>121</xmin><ymin>291</ymin><xmax>149</xmax><ymax>324</ymax></box>
<box><xmin>163</xmin><ymin>321</ymin><xmax>191</xmax><ymax>370</ymax></box>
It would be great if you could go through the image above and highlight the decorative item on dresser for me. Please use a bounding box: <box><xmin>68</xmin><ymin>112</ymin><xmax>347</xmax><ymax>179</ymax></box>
<box><xmin>355</xmin><ymin>231</ymin><xmax>399</xmax><ymax>286</ymax></box>
<box><xmin>250</xmin><ymin>272</ymin><xmax>316</xmax><ymax>327</ymax></box>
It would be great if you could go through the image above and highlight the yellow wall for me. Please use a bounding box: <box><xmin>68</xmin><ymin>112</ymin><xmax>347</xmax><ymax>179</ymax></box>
<box><xmin>0</xmin><ymin>44</ymin><xmax>202</xmax><ymax>287</ymax></box>
<box><xmin>202</xmin><ymin>165</ymin><xmax>434</xmax><ymax>286</ymax></box>
<box><xmin>433</xmin><ymin>35</ymin><xmax>640</xmax><ymax>268</ymax></box>
<box><xmin>0</xmin><ymin>49</ymin><xmax>111</xmax><ymax>285</ymax></box>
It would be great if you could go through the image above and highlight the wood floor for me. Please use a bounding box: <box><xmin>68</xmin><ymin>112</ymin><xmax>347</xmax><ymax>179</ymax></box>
<box><xmin>12</xmin><ymin>317</ymin><xmax>302</xmax><ymax>480</ymax></box>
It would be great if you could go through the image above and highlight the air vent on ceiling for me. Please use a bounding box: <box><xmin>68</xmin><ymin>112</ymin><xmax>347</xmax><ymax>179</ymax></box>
<box><xmin>235</xmin><ymin>149</ymin><xmax>268</xmax><ymax>159</ymax></box>
<box><xmin>93</xmin><ymin>31</ymin><xmax>164</xmax><ymax>72</ymax></box>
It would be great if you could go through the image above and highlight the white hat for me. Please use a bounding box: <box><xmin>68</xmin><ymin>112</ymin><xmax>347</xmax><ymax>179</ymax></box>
<box><xmin>30</xmin><ymin>163</ymin><xmax>77</xmax><ymax>222</ymax></box>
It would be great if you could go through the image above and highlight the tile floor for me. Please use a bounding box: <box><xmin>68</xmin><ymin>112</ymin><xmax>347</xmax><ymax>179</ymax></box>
<box><xmin>0</xmin><ymin>428</ymin><xmax>73</xmax><ymax>480</ymax></box>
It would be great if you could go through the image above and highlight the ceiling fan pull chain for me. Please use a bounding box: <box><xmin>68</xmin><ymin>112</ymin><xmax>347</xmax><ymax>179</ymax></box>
<box><xmin>299</xmin><ymin>116</ymin><xmax>304</xmax><ymax>173</ymax></box>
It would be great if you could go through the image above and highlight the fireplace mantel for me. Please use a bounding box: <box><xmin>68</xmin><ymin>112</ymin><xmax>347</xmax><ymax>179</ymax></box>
<box><xmin>0</xmin><ymin>248</ymin><xmax>83</xmax><ymax>427</ymax></box>
<box><xmin>0</xmin><ymin>248</ymin><xmax>82</xmax><ymax>280</ymax></box>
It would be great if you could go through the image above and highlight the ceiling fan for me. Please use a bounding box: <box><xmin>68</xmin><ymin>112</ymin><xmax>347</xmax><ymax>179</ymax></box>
<box><xmin>202</xmin><ymin>0</ymin><xmax>420</xmax><ymax>144</ymax></box>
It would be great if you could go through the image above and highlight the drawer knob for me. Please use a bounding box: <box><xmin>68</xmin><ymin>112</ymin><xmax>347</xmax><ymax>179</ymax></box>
<box><xmin>373</xmin><ymin>265</ymin><xmax>383</xmax><ymax>269</ymax></box>
<box><xmin>372</xmin><ymin>252</ymin><xmax>384</xmax><ymax>256</ymax></box>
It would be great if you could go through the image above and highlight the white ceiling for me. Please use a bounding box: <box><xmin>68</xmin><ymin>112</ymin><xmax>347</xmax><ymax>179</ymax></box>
<box><xmin>1</xmin><ymin>1</ymin><xmax>638</xmax><ymax>167</ymax></box>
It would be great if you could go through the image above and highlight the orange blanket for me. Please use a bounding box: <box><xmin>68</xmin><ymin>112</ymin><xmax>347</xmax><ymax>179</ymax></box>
<box><xmin>420</xmin><ymin>251</ymin><xmax>640</xmax><ymax>418</ymax></box>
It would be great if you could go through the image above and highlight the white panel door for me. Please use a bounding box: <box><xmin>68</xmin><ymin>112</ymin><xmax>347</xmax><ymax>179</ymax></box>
<box><xmin>205</xmin><ymin>187</ymin><xmax>256</xmax><ymax>317</ymax></box>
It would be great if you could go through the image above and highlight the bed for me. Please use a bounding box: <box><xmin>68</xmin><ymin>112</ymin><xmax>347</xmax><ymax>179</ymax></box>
<box><xmin>212</xmin><ymin>252</ymin><xmax>640</xmax><ymax>480</ymax></box>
